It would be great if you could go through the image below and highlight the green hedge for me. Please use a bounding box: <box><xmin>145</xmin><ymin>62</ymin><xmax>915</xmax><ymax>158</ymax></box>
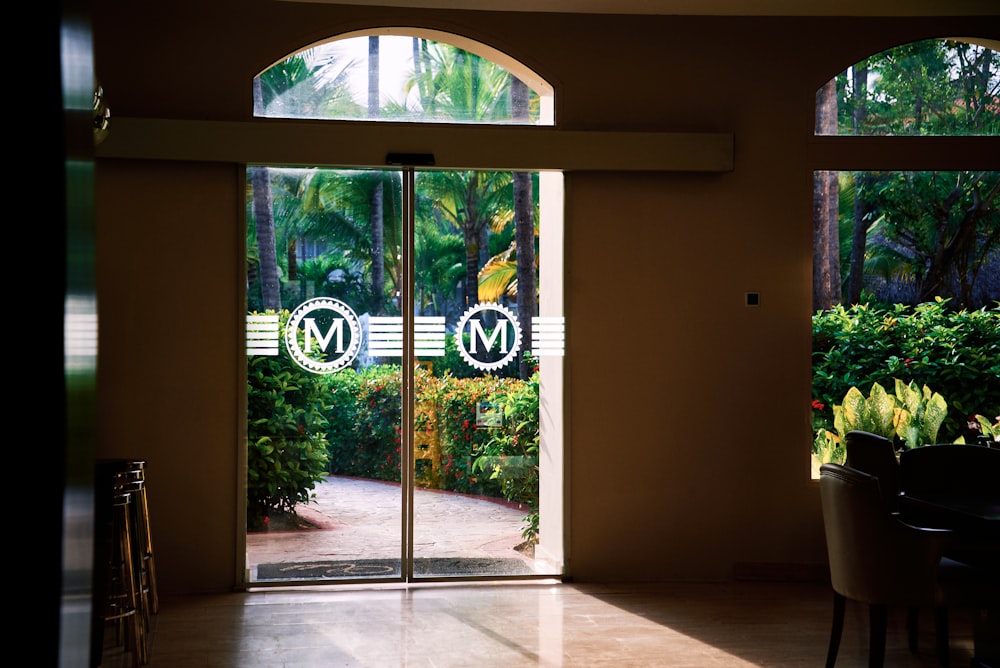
<box><xmin>322</xmin><ymin>365</ymin><xmax>538</xmax><ymax>503</ymax></box>
<box><xmin>812</xmin><ymin>298</ymin><xmax>1000</xmax><ymax>448</ymax></box>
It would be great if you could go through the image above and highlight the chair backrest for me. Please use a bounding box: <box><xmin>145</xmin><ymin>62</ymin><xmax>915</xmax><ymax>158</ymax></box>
<box><xmin>845</xmin><ymin>430</ymin><xmax>900</xmax><ymax>512</ymax></box>
<box><xmin>818</xmin><ymin>463</ymin><xmax>949</xmax><ymax>606</ymax></box>
<box><xmin>899</xmin><ymin>444</ymin><xmax>1000</xmax><ymax>502</ymax></box>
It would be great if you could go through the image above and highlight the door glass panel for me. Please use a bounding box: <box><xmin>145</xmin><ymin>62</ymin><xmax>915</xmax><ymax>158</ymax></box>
<box><xmin>245</xmin><ymin>165</ymin><xmax>565</xmax><ymax>583</ymax></box>
<box><xmin>246</xmin><ymin>166</ymin><xmax>405</xmax><ymax>583</ymax></box>
<box><xmin>411</xmin><ymin>169</ymin><xmax>542</xmax><ymax>578</ymax></box>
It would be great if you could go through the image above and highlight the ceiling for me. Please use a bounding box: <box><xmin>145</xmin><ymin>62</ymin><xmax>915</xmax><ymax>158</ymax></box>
<box><xmin>286</xmin><ymin>0</ymin><xmax>1000</xmax><ymax>17</ymax></box>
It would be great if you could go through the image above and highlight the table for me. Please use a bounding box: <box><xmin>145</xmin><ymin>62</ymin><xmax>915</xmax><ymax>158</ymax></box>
<box><xmin>899</xmin><ymin>470</ymin><xmax>1000</xmax><ymax>666</ymax></box>
<box><xmin>899</xmin><ymin>492</ymin><xmax>1000</xmax><ymax>534</ymax></box>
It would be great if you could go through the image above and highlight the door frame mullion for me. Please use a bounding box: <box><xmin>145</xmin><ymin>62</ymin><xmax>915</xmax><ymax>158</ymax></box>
<box><xmin>401</xmin><ymin>166</ymin><xmax>416</xmax><ymax>581</ymax></box>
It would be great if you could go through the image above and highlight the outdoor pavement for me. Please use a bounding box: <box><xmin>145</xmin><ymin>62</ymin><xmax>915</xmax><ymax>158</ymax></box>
<box><xmin>245</xmin><ymin>475</ymin><xmax>537</xmax><ymax>576</ymax></box>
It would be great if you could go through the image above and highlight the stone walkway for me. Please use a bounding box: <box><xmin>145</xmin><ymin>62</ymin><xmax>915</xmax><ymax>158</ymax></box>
<box><xmin>245</xmin><ymin>475</ymin><xmax>540</xmax><ymax>579</ymax></box>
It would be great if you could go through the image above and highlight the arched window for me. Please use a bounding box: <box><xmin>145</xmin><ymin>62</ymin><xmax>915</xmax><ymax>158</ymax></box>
<box><xmin>254</xmin><ymin>29</ymin><xmax>554</xmax><ymax>125</ymax></box>
<box><xmin>245</xmin><ymin>29</ymin><xmax>565</xmax><ymax>586</ymax></box>
<box><xmin>809</xmin><ymin>38</ymin><xmax>1000</xmax><ymax>473</ymax></box>
<box><xmin>814</xmin><ymin>38</ymin><xmax>999</xmax><ymax>137</ymax></box>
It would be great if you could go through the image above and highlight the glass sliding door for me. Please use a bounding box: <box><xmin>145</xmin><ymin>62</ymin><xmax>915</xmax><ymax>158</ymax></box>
<box><xmin>409</xmin><ymin>168</ymin><xmax>547</xmax><ymax>579</ymax></box>
<box><xmin>245</xmin><ymin>165</ymin><xmax>564</xmax><ymax>584</ymax></box>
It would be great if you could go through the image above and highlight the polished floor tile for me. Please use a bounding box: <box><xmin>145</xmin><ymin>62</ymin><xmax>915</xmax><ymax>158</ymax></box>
<box><xmin>99</xmin><ymin>580</ymin><xmax>990</xmax><ymax>667</ymax></box>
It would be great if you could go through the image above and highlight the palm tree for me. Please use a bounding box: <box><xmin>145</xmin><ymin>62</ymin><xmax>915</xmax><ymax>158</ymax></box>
<box><xmin>416</xmin><ymin>170</ymin><xmax>514</xmax><ymax>309</ymax></box>
<box><xmin>414</xmin><ymin>218</ymin><xmax>465</xmax><ymax>317</ymax></box>
<box><xmin>301</xmin><ymin>169</ymin><xmax>403</xmax><ymax>316</ymax></box>
<box><xmin>251</xmin><ymin>49</ymin><xmax>362</xmax><ymax>310</ymax></box>
<box><xmin>249</xmin><ymin>164</ymin><xmax>282</xmax><ymax>311</ymax></box>
<box><xmin>407</xmin><ymin>40</ymin><xmax>515</xmax><ymax>123</ymax></box>
<box><xmin>249</xmin><ymin>72</ymin><xmax>282</xmax><ymax>311</ymax></box>
<box><xmin>511</xmin><ymin>76</ymin><xmax>537</xmax><ymax>379</ymax></box>
<box><xmin>256</xmin><ymin>46</ymin><xmax>362</xmax><ymax>119</ymax></box>
<box><xmin>406</xmin><ymin>41</ymin><xmax>525</xmax><ymax>309</ymax></box>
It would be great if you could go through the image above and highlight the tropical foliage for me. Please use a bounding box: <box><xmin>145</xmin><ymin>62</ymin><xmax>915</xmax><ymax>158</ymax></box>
<box><xmin>814</xmin><ymin>380</ymin><xmax>947</xmax><ymax>465</ymax></box>
<box><xmin>811</xmin><ymin>298</ymin><xmax>1000</xmax><ymax>464</ymax></box>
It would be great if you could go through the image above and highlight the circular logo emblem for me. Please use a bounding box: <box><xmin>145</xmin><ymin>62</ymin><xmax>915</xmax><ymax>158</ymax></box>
<box><xmin>284</xmin><ymin>298</ymin><xmax>363</xmax><ymax>374</ymax></box>
<box><xmin>455</xmin><ymin>302</ymin><xmax>523</xmax><ymax>372</ymax></box>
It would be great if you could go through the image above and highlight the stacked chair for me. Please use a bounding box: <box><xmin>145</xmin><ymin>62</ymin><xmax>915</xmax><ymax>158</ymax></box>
<box><xmin>94</xmin><ymin>459</ymin><xmax>158</xmax><ymax>667</ymax></box>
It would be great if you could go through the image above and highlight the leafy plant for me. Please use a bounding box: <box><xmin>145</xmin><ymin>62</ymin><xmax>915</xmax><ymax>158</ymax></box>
<box><xmin>473</xmin><ymin>355</ymin><xmax>540</xmax><ymax>542</ymax></box>
<box><xmin>814</xmin><ymin>380</ymin><xmax>949</xmax><ymax>465</ymax></box>
<box><xmin>246</xmin><ymin>310</ymin><xmax>332</xmax><ymax>529</ymax></box>
<box><xmin>968</xmin><ymin>414</ymin><xmax>1000</xmax><ymax>444</ymax></box>
<box><xmin>892</xmin><ymin>380</ymin><xmax>948</xmax><ymax>448</ymax></box>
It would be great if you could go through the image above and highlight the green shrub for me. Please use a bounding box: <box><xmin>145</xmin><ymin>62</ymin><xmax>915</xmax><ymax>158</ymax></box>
<box><xmin>321</xmin><ymin>369</ymin><xmax>365</xmax><ymax>474</ymax></box>
<box><xmin>812</xmin><ymin>298</ymin><xmax>1000</xmax><ymax>444</ymax></box>
<box><xmin>246</xmin><ymin>310</ymin><xmax>331</xmax><ymax>529</ymax></box>
<box><xmin>474</xmin><ymin>359</ymin><xmax>541</xmax><ymax>542</ymax></box>
<box><xmin>324</xmin><ymin>365</ymin><xmax>403</xmax><ymax>482</ymax></box>
<box><xmin>322</xmin><ymin>364</ymin><xmax>537</xmax><ymax>503</ymax></box>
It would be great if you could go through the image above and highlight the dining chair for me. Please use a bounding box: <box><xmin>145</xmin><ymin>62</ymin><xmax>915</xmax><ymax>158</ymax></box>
<box><xmin>845</xmin><ymin>430</ymin><xmax>901</xmax><ymax>513</ymax></box>
<box><xmin>818</xmin><ymin>463</ymin><xmax>993</xmax><ymax>667</ymax></box>
<box><xmin>898</xmin><ymin>443</ymin><xmax>1000</xmax><ymax>569</ymax></box>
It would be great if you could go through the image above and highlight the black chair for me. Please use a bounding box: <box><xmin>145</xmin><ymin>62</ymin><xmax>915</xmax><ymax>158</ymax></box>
<box><xmin>898</xmin><ymin>444</ymin><xmax>1000</xmax><ymax>568</ymax></box>
<box><xmin>818</xmin><ymin>463</ymin><xmax>995</xmax><ymax>667</ymax></box>
<box><xmin>845</xmin><ymin>430</ymin><xmax>900</xmax><ymax>513</ymax></box>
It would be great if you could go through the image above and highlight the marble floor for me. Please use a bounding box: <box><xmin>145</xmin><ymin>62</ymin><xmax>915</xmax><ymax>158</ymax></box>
<box><xmin>100</xmin><ymin>579</ymin><xmax>993</xmax><ymax>667</ymax></box>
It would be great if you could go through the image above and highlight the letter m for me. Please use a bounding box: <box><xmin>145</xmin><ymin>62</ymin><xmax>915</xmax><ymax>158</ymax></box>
<box><xmin>303</xmin><ymin>317</ymin><xmax>345</xmax><ymax>353</ymax></box>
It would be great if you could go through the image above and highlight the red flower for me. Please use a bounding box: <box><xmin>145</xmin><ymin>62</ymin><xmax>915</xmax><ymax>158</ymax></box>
<box><xmin>811</xmin><ymin>400</ymin><xmax>825</xmax><ymax>411</ymax></box>
<box><xmin>904</xmin><ymin>358</ymin><xmax>914</xmax><ymax>367</ymax></box>
<box><xmin>462</xmin><ymin>419</ymin><xmax>470</xmax><ymax>429</ymax></box>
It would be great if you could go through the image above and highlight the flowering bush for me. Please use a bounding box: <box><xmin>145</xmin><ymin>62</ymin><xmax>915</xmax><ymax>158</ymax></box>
<box><xmin>324</xmin><ymin>365</ymin><xmax>403</xmax><ymax>482</ymax></box>
<box><xmin>322</xmin><ymin>363</ymin><xmax>538</xmax><ymax>510</ymax></box>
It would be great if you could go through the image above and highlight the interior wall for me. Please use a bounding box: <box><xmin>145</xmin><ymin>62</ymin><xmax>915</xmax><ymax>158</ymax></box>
<box><xmin>95</xmin><ymin>160</ymin><xmax>241</xmax><ymax>594</ymax></box>
<box><xmin>91</xmin><ymin>0</ymin><xmax>998</xmax><ymax>593</ymax></box>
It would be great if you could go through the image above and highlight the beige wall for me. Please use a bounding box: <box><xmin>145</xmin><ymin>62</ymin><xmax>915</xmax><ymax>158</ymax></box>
<box><xmin>91</xmin><ymin>0</ymin><xmax>998</xmax><ymax>594</ymax></box>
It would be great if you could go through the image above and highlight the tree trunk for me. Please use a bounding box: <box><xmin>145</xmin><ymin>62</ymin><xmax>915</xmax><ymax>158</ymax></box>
<box><xmin>250</xmin><ymin>78</ymin><xmax>282</xmax><ymax>311</ymax></box>
<box><xmin>847</xmin><ymin>63</ymin><xmax>869</xmax><ymax>304</ymax></box>
<box><xmin>371</xmin><ymin>181</ymin><xmax>385</xmax><ymax>315</ymax></box>
<box><xmin>512</xmin><ymin>76</ymin><xmax>536</xmax><ymax>379</ymax></box>
<box><xmin>251</xmin><ymin>165</ymin><xmax>282</xmax><ymax>311</ymax></box>
<box><xmin>813</xmin><ymin>172</ymin><xmax>833</xmax><ymax>312</ymax></box>
<box><xmin>287</xmin><ymin>238</ymin><xmax>298</xmax><ymax>282</ymax></box>
<box><xmin>813</xmin><ymin>78</ymin><xmax>839</xmax><ymax>311</ymax></box>
<box><xmin>368</xmin><ymin>36</ymin><xmax>380</xmax><ymax>119</ymax></box>
<box><xmin>462</xmin><ymin>177</ymin><xmax>483</xmax><ymax>309</ymax></box>
<box><xmin>368</xmin><ymin>37</ymin><xmax>385</xmax><ymax>315</ymax></box>
<box><xmin>847</xmin><ymin>174</ymin><xmax>868</xmax><ymax>304</ymax></box>
<box><xmin>827</xmin><ymin>171</ymin><xmax>841</xmax><ymax>304</ymax></box>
